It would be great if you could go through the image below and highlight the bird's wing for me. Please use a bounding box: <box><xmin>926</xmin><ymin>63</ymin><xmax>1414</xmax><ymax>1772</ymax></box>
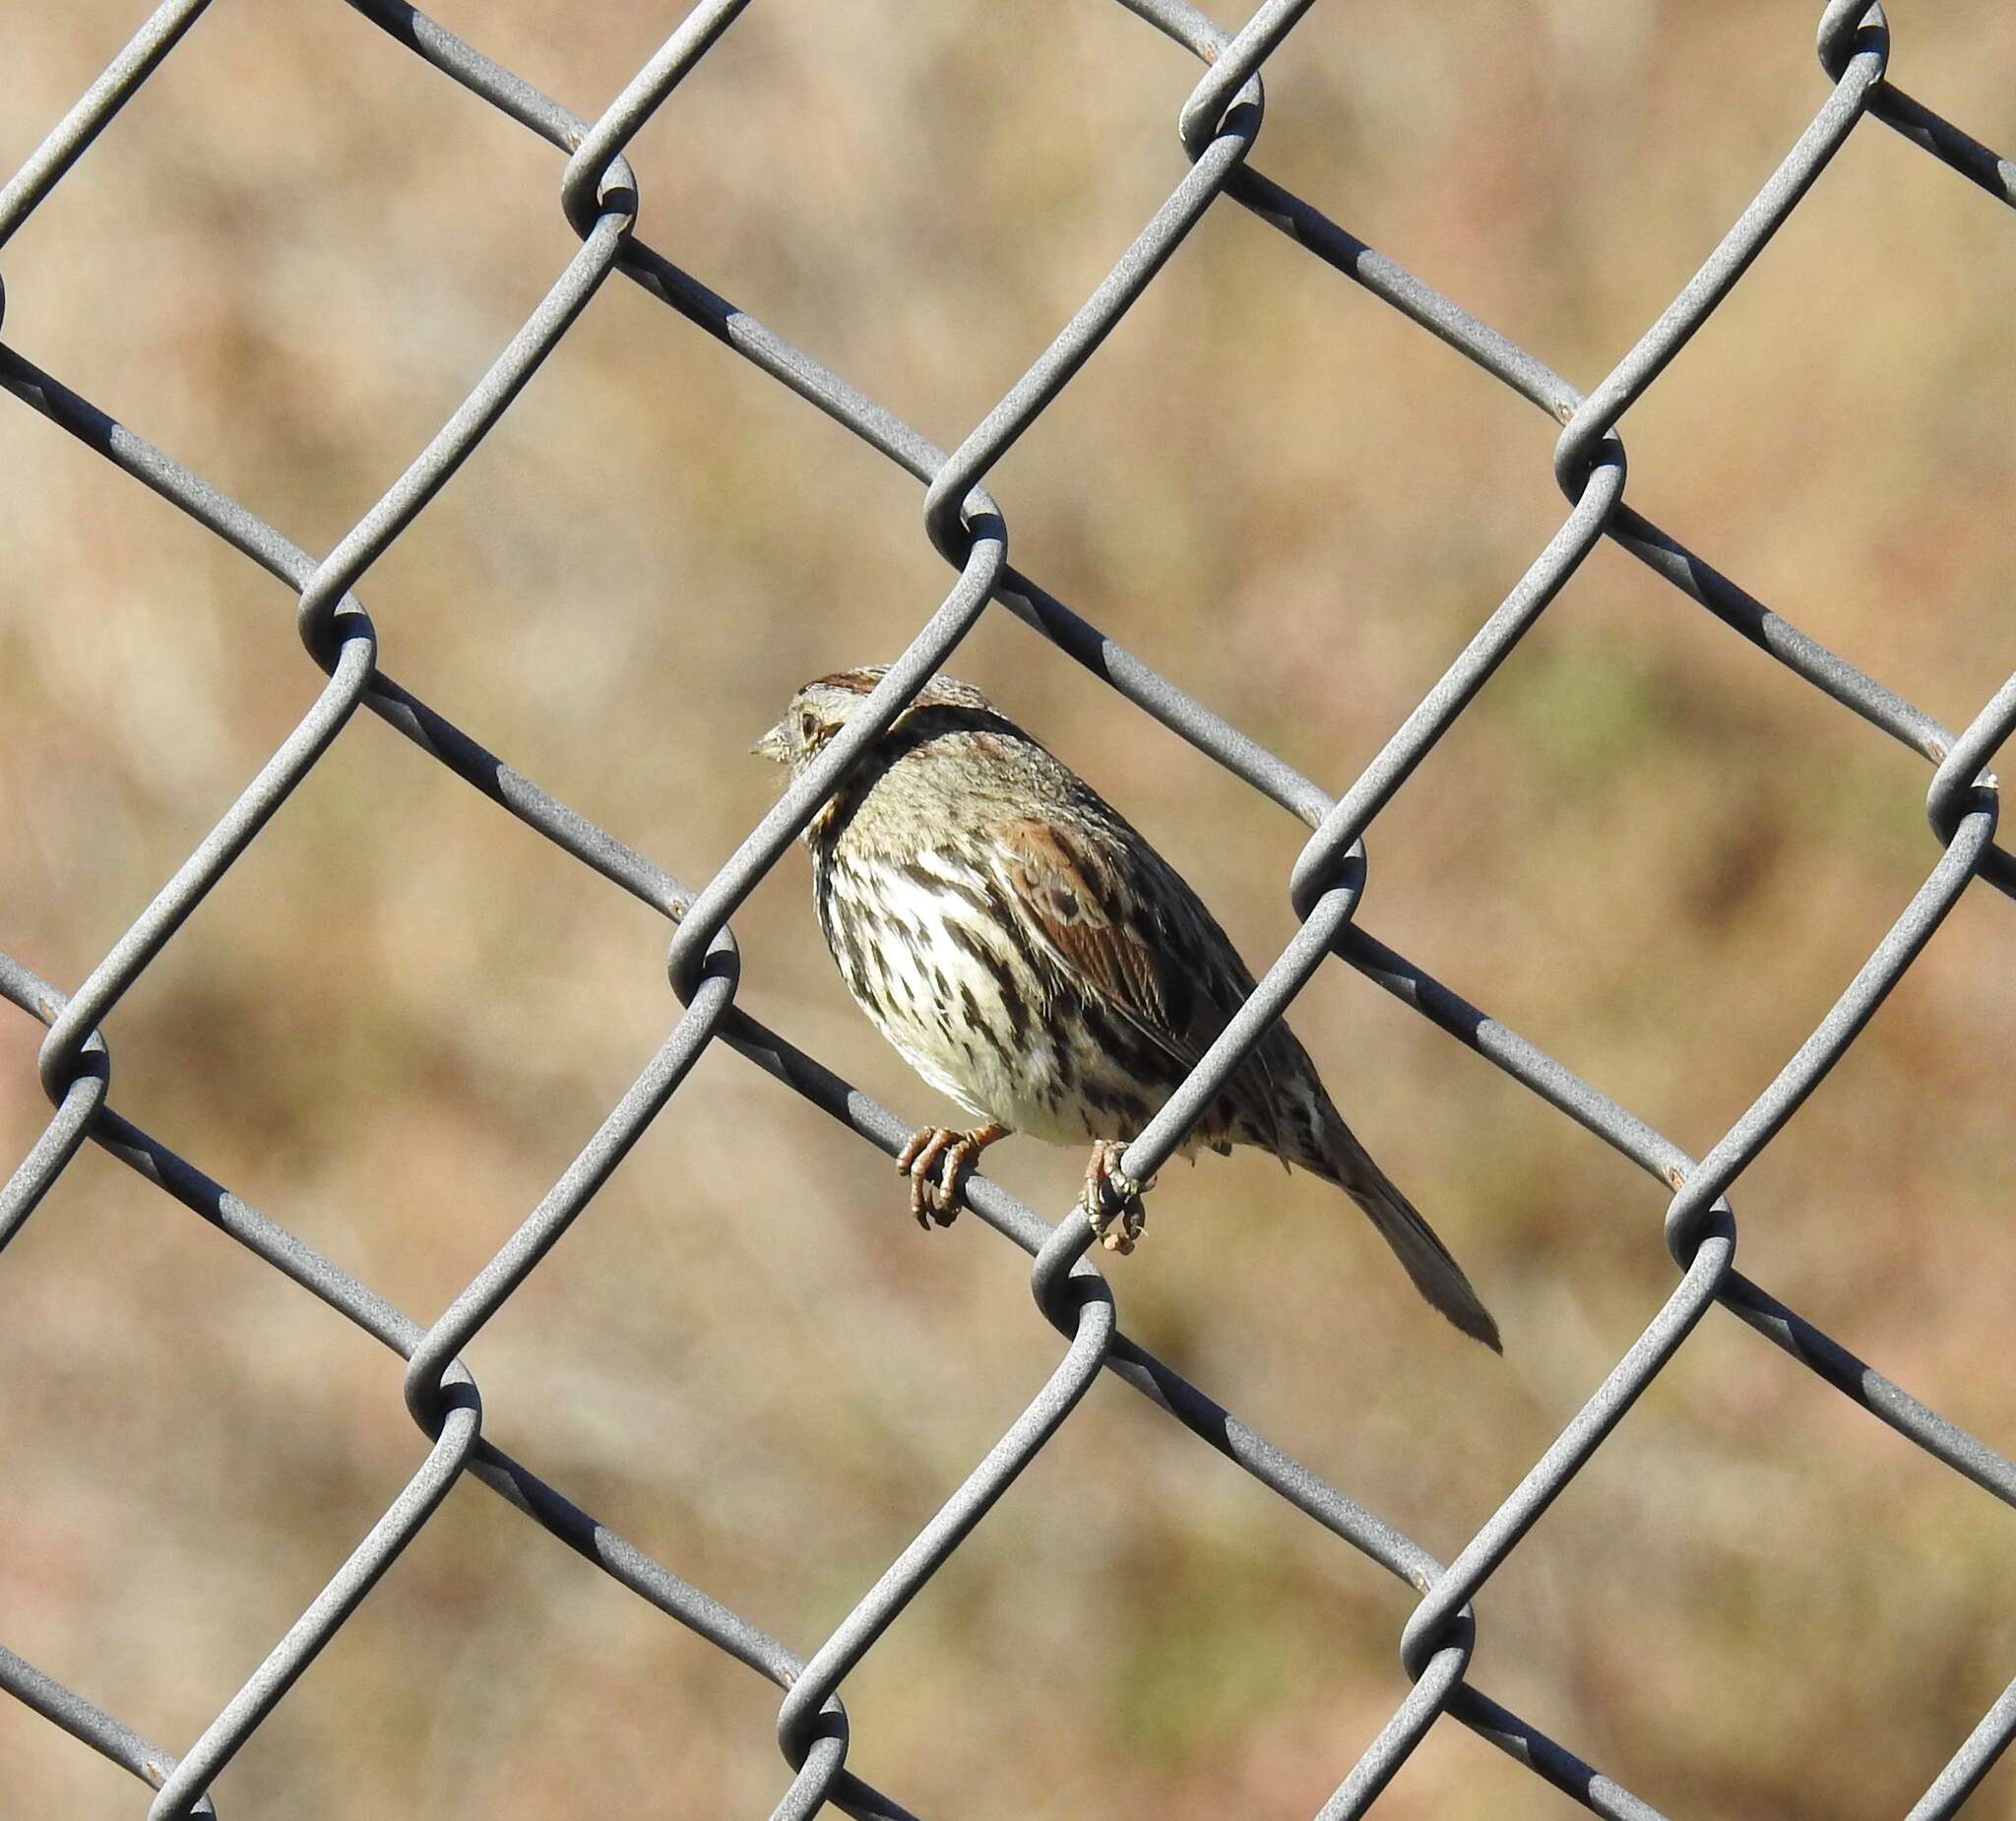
<box><xmin>990</xmin><ymin>815</ymin><xmax>1297</xmax><ymax>1159</ymax></box>
<box><xmin>988</xmin><ymin>816</ymin><xmax>1205</xmax><ymax>1066</ymax></box>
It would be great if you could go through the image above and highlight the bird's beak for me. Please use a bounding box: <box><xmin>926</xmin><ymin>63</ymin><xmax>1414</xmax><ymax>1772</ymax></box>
<box><xmin>752</xmin><ymin>721</ymin><xmax>790</xmax><ymax>765</ymax></box>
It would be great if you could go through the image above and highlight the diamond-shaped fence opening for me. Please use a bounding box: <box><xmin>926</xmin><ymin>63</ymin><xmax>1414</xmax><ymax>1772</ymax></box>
<box><xmin>3</xmin><ymin>2</ymin><xmax>2015</xmax><ymax>1816</ymax></box>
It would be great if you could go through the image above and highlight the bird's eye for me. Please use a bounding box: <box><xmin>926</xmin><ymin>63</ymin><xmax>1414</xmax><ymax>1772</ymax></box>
<box><xmin>798</xmin><ymin>710</ymin><xmax>823</xmax><ymax>747</ymax></box>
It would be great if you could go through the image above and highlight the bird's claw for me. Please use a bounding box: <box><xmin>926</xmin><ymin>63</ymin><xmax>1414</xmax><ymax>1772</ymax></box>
<box><xmin>897</xmin><ymin>1123</ymin><xmax>1006</xmax><ymax>1228</ymax></box>
<box><xmin>1083</xmin><ymin>1139</ymin><xmax>1153</xmax><ymax>1254</ymax></box>
<box><xmin>898</xmin><ymin>1127</ymin><xmax>961</xmax><ymax>1226</ymax></box>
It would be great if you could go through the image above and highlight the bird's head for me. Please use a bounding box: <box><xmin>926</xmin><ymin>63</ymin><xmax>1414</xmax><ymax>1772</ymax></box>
<box><xmin>752</xmin><ymin>665</ymin><xmax>1001</xmax><ymax>775</ymax></box>
<box><xmin>751</xmin><ymin>669</ymin><xmax>880</xmax><ymax>774</ymax></box>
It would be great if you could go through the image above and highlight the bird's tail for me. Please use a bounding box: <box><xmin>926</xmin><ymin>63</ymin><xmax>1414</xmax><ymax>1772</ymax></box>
<box><xmin>1301</xmin><ymin>1112</ymin><xmax>1502</xmax><ymax>1352</ymax></box>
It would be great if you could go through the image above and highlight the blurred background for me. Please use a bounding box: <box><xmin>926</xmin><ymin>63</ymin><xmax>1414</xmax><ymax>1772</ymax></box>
<box><xmin>4</xmin><ymin>3</ymin><xmax>2015</xmax><ymax>1815</ymax></box>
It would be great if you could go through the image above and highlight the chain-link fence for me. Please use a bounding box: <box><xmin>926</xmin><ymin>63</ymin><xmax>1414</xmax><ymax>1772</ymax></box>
<box><xmin>4</xmin><ymin>1</ymin><xmax>2015</xmax><ymax>1815</ymax></box>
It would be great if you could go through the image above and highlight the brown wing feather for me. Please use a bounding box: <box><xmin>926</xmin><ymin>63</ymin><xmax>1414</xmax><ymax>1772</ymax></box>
<box><xmin>999</xmin><ymin>818</ymin><xmax>1314</xmax><ymax>1162</ymax></box>
<box><xmin>991</xmin><ymin>817</ymin><xmax>1296</xmax><ymax>1160</ymax></box>
<box><xmin>991</xmin><ymin>818</ymin><xmax>1197</xmax><ymax>1062</ymax></box>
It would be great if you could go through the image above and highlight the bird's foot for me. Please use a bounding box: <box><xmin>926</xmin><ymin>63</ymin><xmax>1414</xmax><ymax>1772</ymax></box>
<box><xmin>897</xmin><ymin>1122</ymin><xmax>1008</xmax><ymax>1228</ymax></box>
<box><xmin>1082</xmin><ymin>1139</ymin><xmax>1154</xmax><ymax>1254</ymax></box>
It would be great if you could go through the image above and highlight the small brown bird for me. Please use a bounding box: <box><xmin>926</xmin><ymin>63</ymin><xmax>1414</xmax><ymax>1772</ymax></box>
<box><xmin>755</xmin><ymin>667</ymin><xmax>1500</xmax><ymax>1350</ymax></box>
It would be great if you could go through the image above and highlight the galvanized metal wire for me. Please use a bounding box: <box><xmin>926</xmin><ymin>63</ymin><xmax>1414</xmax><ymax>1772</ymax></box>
<box><xmin>4</xmin><ymin>1</ymin><xmax>2015</xmax><ymax>1815</ymax></box>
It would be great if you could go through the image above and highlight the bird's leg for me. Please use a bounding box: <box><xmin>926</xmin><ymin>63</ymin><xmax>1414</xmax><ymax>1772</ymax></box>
<box><xmin>897</xmin><ymin>1122</ymin><xmax>1009</xmax><ymax>1228</ymax></box>
<box><xmin>897</xmin><ymin>1127</ymin><xmax>956</xmax><ymax>1226</ymax></box>
<box><xmin>1082</xmin><ymin>1139</ymin><xmax>1154</xmax><ymax>1254</ymax></box>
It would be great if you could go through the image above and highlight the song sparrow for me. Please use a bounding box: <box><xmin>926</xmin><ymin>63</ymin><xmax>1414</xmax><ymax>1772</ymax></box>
<box><xmin>754</xmin><ymin>667</ymin><xmax>1500</xmax><ymax>1350</ymax></box>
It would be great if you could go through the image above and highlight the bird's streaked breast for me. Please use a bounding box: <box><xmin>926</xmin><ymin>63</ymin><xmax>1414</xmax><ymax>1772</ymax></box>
<box><xmin>815</xmin><ymin>844</ymin><xmax>1090</xmax><ymax>1139</ymax></box>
